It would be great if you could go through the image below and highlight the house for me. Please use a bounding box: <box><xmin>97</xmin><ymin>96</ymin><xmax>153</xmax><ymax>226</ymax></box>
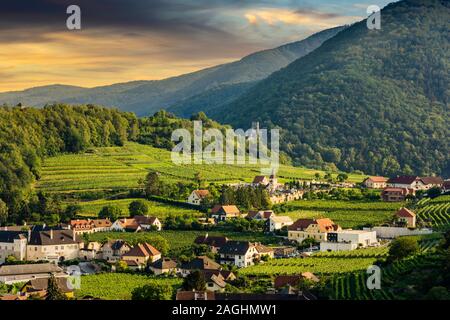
<box><xmin>362</xmin><ymin>176</ymin><xmax>388</xmax><ymax>189</ymax></box>
<box><xmin>187</xmin><ymin>190</ymin><xmax>210</xmax><ymax>205</ymax></box>
<box><xmin>387</xmin><ymin>176</ymin><xmax>425</xmax><ymax>190</ymax></box>
<box><xmin>101</xmin><ymin>240</ymin><xmax>131</xmax><ymax>263</ymax></box>
<box><xmin>210</xmin><ymin>205</ymin><xmax>241</xmax><ymax>222</ymax></box>
<box><xmin>176</xmin><ymin>291</ymin><xmax>216</xmax><ymax>301</ymax></box>
<box><xmin>268</xmin><ymin>216</ymin><xmax>294</xmax><ymax>232</ymax></box>
<box><xmin>396</xmin><ymin>208</ymin><xmax>416</xmax><ymax>228</ymax></box>
<box><xmin>203</xmin><ymin>272</ymin><xmax>227</xmax><ymax>292</ymax></box>
<box><xmin>252</xmin><ymin>176</ymin><xmax>269</xmax><ymax>186</ymax></box>
<box><xmin>69</xmin><ymin>219</ymin><xmax>112</xmax><ymax>235</ymax></box>
<box><xmin>0</xmin><ymin>263</ymin><xmax>65</xmax><ymax>284</ymax></box>
<box><xmin>179</xmin><ymin>256</ymin><xmax>221</xmax><ymax>277</ymax></box>
<box><xmin>273</xmin><ymin>246</ymin><xmax>298</xmax><ymax>258</ymax></box>
<box><xmin>149</xmin><ymin>258</ymin><xmax>177</xmax><ymax>275</ymax></box>
<box><xmin>320</xmin><ymin>230</ymin><xmax>377</xmax><ymax>251</ymax></box>
<box><xmin>288</xmin><ymin>218</ymin><xmax>341</xmax><ymax>243</ymax></box>
<box><xmin>218</xmin><ymin>241</ymin><xmax>258</xmax><ymax>268</ymax></box>
<box><xmin>134</xmin><ymin>216</ymin><xmax>162</xmax><ymax>231</ymax></box>
<box><xmin>79</xmin><ymin>241</ymin><xmax>102</xmax><ymax>261</ymax></box>
<box><xmin>443</xmin><ymin>180</ymin><xmax>450</xmax><ymax>192</ymax></box>
<box><xmin>246</xmin><ymin>210</ymin><xmax>275</xmax><ymax>221</ymax></box>
<box><xmin>194</xmin><ymin>234</ymin><xmax>228</xmax><ymax>253</ymax></box>
<box><xmin>420</xmin><ymin>176</ymin><xmax>444</xmax><ymax>190</ymax></box>
<box><xmin>21</xmin><ymin>277</ymin><xmax>74</xmax><ymax>299</ymax></box>
<box><xmin>274</xmin><ymin>273</ymin><xmax>319</xmax><ymax>292</ymax></box>
<box><xmin>270</xmin><ymin>189</ymin><xmax>304</xmax><ymax>204</ymax></box>
<box><xmin>27</xmin><ymin>230</ymin><xmax>83</xmax><ymax>262</ymax></box>
<box><xmin>255</xmin><ymin>243</ymin><xmax>274</xmax><ymax>259</ymax></box>
<box><xmin>0</xmin><ymin>231</ymin><xmax>27</xmax><ymax>264</ymax></box>
<box><xmin>111</xmin><ymin>216</ymin><xmax>161</xmax><ymax>232</ymax></box>
<box><xmin>121</xmin><ymin>243</ymin><xmax>161</xmax><ymax>268</ymax></box>
<box><xmin>381</xmin><ymin>187</ymin><xmax>414</xmax><ymax>202</ymax></box>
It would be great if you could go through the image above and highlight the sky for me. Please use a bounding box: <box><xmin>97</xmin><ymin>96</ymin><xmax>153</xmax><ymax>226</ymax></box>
<box><xmin>0</xmin><ymin>0</ymin><xmax>393</xmax><ymax>92</ymax></box>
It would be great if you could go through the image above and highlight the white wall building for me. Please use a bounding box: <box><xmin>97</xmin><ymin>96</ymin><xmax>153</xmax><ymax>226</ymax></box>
<box><xmin>320</xmin><ymin>230</ymin><xmax>377</xmax><ymax>252</ymax></box>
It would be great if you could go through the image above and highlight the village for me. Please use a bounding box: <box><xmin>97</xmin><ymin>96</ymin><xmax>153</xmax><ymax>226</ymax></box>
<box><xmin>0</xmin><ymin>171</ymin><xmax>448</xmax><ymax>300</ymax></box>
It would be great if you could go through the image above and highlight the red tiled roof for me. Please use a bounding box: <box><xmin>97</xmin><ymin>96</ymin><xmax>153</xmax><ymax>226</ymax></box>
<box><xmin>288</xmin><ymin>218</ymin><xmax>339</xmax><ymax>232</ymax></box>
<box><xmin>194</xmin><ymin>190</ymin><xmax>210</xmax><ymax>198</ymax></box>
<box><xmin>274</xmin><ymin>275</ymin><xmax>301</xmax><ymax>289</ymax></box>
<box><xmin>420</xmin><ymin>176</ymin><xmax>444</xmax><ymax>185</ymax></box>
<box><xmin>252</xmin><ymin>176</ymin><xmax>268</xmax><ymax>184</ymax></box>
<box><xmin>387</xmin><ymin>176</ymin><xmax>419</xmax><ymax>184</ymax></box>
<box><xmin>365</xmin><ymin>176</ymin><xmax>388</xmax><ymax>183</ymax></box>
<box><xmin>396</xmin><ymin>207</ymin><xmax>416</xmax><ymax>218</ymax></box>
<box><xmin>211</xmin><ymin>205</ymin><xmax>240</xmax><ymax>216</ymax></box>
<box><xmin>122</xmin><ymin>243</ymin><xmax>161</xmax><ymax>258</ymax></box>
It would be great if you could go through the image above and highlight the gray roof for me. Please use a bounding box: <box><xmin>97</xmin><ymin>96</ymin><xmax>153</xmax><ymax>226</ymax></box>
<box><xmin>29</xmin><ymin>230</ymin><xmax>81</xmax><ymax>246</ymax></box>
<box><xmin>0</xmin><ymin>231</ymin><xmax>26</xmax><ymax>243</ymax></box>
<box><xmin>0</xmin><ymin>263</ymin><xmax>62</xmax><ymax>276</ymax></box>
<box><xmin>219</xmin><ymin>241</ymin><xmax>254</xmax><ymax>255</ymax></box>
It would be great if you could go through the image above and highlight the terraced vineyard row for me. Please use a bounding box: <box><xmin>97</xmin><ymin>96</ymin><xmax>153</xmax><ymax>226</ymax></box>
<box><xmin>329</xmin><ymin>238</ymin><xmax>442</xmax><ymax>300</ymax></box>
<box><xmin>416</xmin><ymin>201</ymin><xmax>450</xmax><ymax>227</ymax></box>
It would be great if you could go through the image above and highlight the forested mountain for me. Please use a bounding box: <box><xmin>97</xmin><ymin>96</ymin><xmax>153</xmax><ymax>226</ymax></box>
<box><xmin>0</xmin><ymin>104</ymin><xmax>139</xmax><ymax>222</ymax></box>
<box><xmin>0</xmin><ymin>27</ymin><xmax>345</xmax><ymax>117</ymax></box>
<box><xmin>213</xmin><ymin>0</ymin><xmax>450</xmax><ymax>177</ymax></box>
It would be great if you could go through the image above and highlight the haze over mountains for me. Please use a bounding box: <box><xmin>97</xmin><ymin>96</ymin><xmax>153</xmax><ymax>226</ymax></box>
<box><xmin>213</xmin><ymin>0</ymin><xmax>449</xmax><ymax>177</ymax></box>
<box><xmin>0</xmin><ymin>26</ymin><xmax>345</xmax><ymax>117</ymax></box>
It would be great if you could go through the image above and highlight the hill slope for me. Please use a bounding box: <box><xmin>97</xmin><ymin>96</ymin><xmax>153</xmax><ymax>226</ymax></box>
<box><xmin>0</xmin><ymin>27</ymin><xmax>344</xmax><ymax>116</ymax></box>
<box><xmin>213</xmin><ymin>0</ymin><xmax>450</xmax><ymax>177</ymax></box>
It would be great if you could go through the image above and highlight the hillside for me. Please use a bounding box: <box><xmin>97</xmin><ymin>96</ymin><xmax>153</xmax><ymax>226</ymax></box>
<box><xmin>0</xmin><ymin>27</ymin><xmax>345</xmax><ymax>116</ymax></box>
<box><xmin>212</xmin><ymin>0</ymin><xmax>450</xmax><ymax>177</ymax></box>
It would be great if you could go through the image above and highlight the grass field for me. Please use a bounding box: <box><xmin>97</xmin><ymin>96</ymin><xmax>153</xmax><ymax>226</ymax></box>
<box><xmin>75</xmin><ymin>273</ymin><xmax>182</xmax><ymax>300</ymax></box>
<box><xmin>37</xmin><ymin>142</ymin><xmax>366</xmax><ymax>196</ymax></box>
<box><xmin>86</xmin><ymin>230</ymin><xmax>281</xmax><ymax>252</ymax></box>
<box><xmin>276</xmin><ymin>200</ymin><xmax>402</xmax><ymax>229</ymax></box>
<box><xmin>73</xmin><ymin>198</ymin><xmax>202</xmax><ymax>219</ymax></box>
<box><xmin>416</xmin><ymin>196</ymin><xmax>450</xmax><ymax>227</ymax></box>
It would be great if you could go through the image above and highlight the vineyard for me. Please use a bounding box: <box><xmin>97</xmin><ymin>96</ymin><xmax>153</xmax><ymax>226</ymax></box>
<box><xmin>276</xmin><ymin>200</ymin><xmax>402</xmax><ymax>229</ymax></box>
<box><xmin>75</xmin><ymin>273</ymin><xmax>182</xmax><ymax>300</ymax></box>
<box><xmin>328</xmin><ymin>236</ymin><xmax>443</xmax><ymax>300</ymax></box>
<box><xmin>37</xmin><ymin>142</ymin><xmax>365</xmax><ymax>197</ymax></box>
<box><xmin>74</xmin><ymin>198</ymin><xmax>202</xmax><ymax>219</ymax></box>
<box><xmin>416</xmin><ymin>196</ymin><xmax>450</xmax><ymax>227</ymax></box>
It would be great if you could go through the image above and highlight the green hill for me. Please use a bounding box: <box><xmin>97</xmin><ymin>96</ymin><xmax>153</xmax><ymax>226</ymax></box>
<box><xmin>213</xmin><ymin>0</ymin><xmax>449</xmax><ymax>177</ymax></box>
<box><xmin>0</xmin><ymin>27</ymin><xmax>344</xmax><ymax>117</ymax></box>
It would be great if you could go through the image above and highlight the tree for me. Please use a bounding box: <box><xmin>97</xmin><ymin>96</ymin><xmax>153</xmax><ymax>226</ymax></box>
<box><xmin>388</xmin><ymin>237</ymin><xmax>419</xmax><ymax>262</ymax></box>
<box><xmin>426</xmin><ymin>287</ymin><xmax>450</xmax><ymax>300</ymax></box>
<box><xmin>144</xmin><ymin>171</ymin><xmax>162</xmax><ymax>196</ymax></box>
<box><xmin>194</xmin><ymin>172</ymin><xmax>203</xmax><ymax>189</ymax></box>
<box><xmin>46</xmin><ymin>274</ymin><xmax>67</xmax><ymax>300</ymax></box>
<box><xmin>115</xmin><ymin>260</ymin><xmax>129</xmax><ymax>272</ymax></box>
<box><xmin>182</xmin><ymin>270</ymin><xmax>206</xmax><ymax>291</ymax></box>
<box><xmin>336</xmin><ymin>173</ymin><xmax>348</xmax><ymax>182</ymax></box>
<box><xmin>131</xmin><ymin>283</ymin><xmax>173</xmax><ymax>300</ymax></box>
<box><xmin>62</xmin><ymin>204</ymin><xmax>82</xmax><ymax>222</ymax></box>
<box><xmin>427</xmin><ymin>187</ymin><xmax>442</xmax><ymax>199</ymax></box>
<box><xmin>98</xmin><ymin>205</ymin><xmax>121</xmax><ymax>221</ymax></box>
<box><xmin>128</xmin><ymin>200</ymin><xmax>149</xmax><ymax>217</ymax></box>
<box><xmin>0</xmin><ymin>200</ymin><xmax>8</xmax><ymax>225</ymax></box>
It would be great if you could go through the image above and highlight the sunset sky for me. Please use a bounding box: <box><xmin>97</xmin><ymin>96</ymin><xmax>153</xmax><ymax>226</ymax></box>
<box><xmin>0</xmin><ymin>0</ymin><xmax>393</xmax><ymax>92</ymax></box>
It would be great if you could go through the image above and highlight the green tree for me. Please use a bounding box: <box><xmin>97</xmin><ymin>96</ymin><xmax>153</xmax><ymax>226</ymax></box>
<box><xmin>131</xmin><ymin>283</ymin><xmax>173</xmax><ymax>300</ymax></box>
<box><xmin>182</xmin><ymin>270</ymin><xmax>206</xmax><ymax>291</ymax></box>
<box><xmin>0</xmin><ymin>200</ymin><xmax>8</xmax><ymax>225</ymax></box>
<box><xmin>388</xmin><ymin>237</ymin><xmax>419</xmax><ymax>262</ymax></box>
<box><xmin>98</xmin><ymin>205</ymin><xmax>121</xmax><ymax>221</ymax></box>
<box><xmin>62</xmin><ymin>204</ymin><xmax>82</xmax><ymax>222</ymax></box>
<box><xmin>115</xmin><ymin>260</ymin><xmax>129</xmax><ymax>272</ymax></box>
<box><xmin>144</xmin><ymin>172</ymin><xmax>162</xmax><ymax>197</ymax></box>
<box><xmin>46</xmin><ymin>274</ymin><xmax>67</xmax><ymax>300</ymax></box>
<box><xmin>128</xmin><ymin>200</ymin><xmax>149</xmax><ymax>217</ymax></box>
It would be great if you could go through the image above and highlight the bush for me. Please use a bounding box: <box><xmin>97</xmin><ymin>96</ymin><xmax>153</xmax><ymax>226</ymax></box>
<box><xmin>388</xmin><ymin>237</ymin><xmax>419</xmax><ymax>262</ymax></box>
<box><xmin>131</xmin><ymin>283</ymin><xmax>174</xmax><ymax>300</ymax></box>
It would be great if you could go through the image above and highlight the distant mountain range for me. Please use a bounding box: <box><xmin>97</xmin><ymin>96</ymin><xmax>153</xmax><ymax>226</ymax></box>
<box><xmin>212</xmin><ymin>0</ymin><xmax>449</xmax><ymax>177</ymax></box>
<box><xmin>0</xmin><ymin>26</ymin><xmax>345</xmax><ymax>117</ymax></box>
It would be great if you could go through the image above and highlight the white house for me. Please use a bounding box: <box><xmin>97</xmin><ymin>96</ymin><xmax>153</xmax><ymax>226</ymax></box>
<box><xmin>26</xmin><ymin>230</ymin><xmax>83</xmax><ymax>262</ymax></box>
<box><xmin>0</xmin><ymin>231</ymin><xmax>27</xmax><ymax>264</ymax></box>
<box><xmin>218</xmin><ymin>241</ymin><xmax>258</xmax><ymax>268</ymax></box>
<box><xmin>387</xmin><ymin>176</ymin><xmax>425</xmax><ymax>190</ymax></box>
<box><xmin>362</xmin><ymin>176</ymin><xmax>388</xmax><ymax>189</ymax></box>
<box><xmin>320</xmin><ymin>230</ymin><xmax>377</xmax><ymax>252</ymax></box>
<box><xmin>268</xmin><ymin>216</ymin><xmax>294</xmax><ymax>232</ymax></box>
<box><xmin>111</xmin><ymin>216</ymin><xmax>161</xmax><ymax>232</ymax></box>
<box><xmin>187</xmin><ymin>190</ymin><xmax>210</xmax><ymax>206</ymax></box>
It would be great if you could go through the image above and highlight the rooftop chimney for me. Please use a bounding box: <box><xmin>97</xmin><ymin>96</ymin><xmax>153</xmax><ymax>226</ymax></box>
<box><xmin>27</xmin><ymin>229</ymin><xmax>31</xmax><ymax>242</ymax></box>
<box><xmin>73</xmin><ymin>231</ymin><xmax>76</xmax><ymax>241</ymax></box>
<box><xmin>50</xmin><ymin>229</ymin><xmax>53</xmax><ymax>240</ymax></box>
